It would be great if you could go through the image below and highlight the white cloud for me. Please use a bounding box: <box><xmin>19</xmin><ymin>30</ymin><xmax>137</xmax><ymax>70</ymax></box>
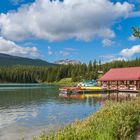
<box><xmin>100</xmin><ymin>54</ymin><xmax>126</xmax><ymax>63</ymax></box>
<box><xmin>102</xmin><ymin>39</ymin><xmax>114</xmax><ymax>47</ymax></box>
<box><xmin>59</xmin><ymin>47</ymin><xmax>77</xmax><ymax>56</ymax></box>
<box><xmin>0</xmin><ymin>0</ymin><xmax>133</xmax><ymax>42</ymax></box>
<box><xmin>100</xmin><ymin>44</ymin><xmax>140</xmax><ymax>62</ymax></box>
<box><xmin>0</xmin><ymin>37</ymin><xmax>40</xmax><ymax>57</ymax></box>
<box><xmin>100</xmin><ymin>54</ymin><xmax>116</xmax><ymax>60</ymax></box>
<box><xmin>99</xmin><ymin>54</ymin><xmax>125</xmax><ymax>63</ymax></box>
<box><xmin>47</xmin><ymin>46</ymin><xmax>76</xmax><ymax>57</ymax></box>
<box><xmin>59</xmin><ymin>50</ymin><xmax>70</xmax><ymax>56</ymax></box>
<box><xmin>48</xmin><ymin>46</ymin><xmax>53</xmax><ymax>55</ymax></box>
<box><xmin>128</xmin><ymin>35</ymin><xmax>137</xmax><ymax>41</ymax></box>
<box><xmin>120</xmin><ymin>45</ymin><xmax>140</xmax><ymax>57</ymax></box>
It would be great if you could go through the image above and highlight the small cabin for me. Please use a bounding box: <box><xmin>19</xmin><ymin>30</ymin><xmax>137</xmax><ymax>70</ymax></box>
<box><xmin>98</xmin><ymin>67</ymin><xmax>140</xmax><ymax>91</ymax></box>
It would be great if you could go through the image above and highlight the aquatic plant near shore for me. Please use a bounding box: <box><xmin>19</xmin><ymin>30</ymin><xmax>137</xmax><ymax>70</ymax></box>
<box><xmin>34</xmin><ymin>98</ymin><xmax>140</xmax><ymax>140</ymax></box>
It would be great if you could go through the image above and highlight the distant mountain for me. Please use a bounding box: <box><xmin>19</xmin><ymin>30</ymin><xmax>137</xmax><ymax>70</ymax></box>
<box><xmin>54</xmin><ymin>59</ymin><xmax>81</xmax><ymax>65</ymax></box>
<box><xmin>0</xmin><ymin>53</ymin><xmax>54</xmax><ymax>66</ymax></box>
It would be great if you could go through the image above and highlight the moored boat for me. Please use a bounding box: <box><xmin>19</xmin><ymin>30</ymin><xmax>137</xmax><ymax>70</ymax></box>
<box><xmin>78</xmin><ymin>80</ymin><xmax>103</xmax><ymax>91</ymax></box>
<box><xmin>59</xmin><ymin>80</ymin><xmax>108</xmax><ymax>97</ymax></box>
<box><xmin>59</xmin><ymin>86</ymin><xmax>81</xmax><ymax>94</ymax></box>
<box><xmin>80</xmin><ymin>86</ymin><xmax>102</xmax><ymax>90</ymax></box>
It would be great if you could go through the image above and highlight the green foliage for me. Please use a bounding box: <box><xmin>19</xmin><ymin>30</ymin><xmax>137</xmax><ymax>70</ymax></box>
<box><xmin>53</xmin><ymin>78</ymin><xmax>77</xmax><ymax>85</ymax></box>
<box><xmin>102</xmin><ymin>58</ymin><xmax>140</xmax><ymax>72</ymax></box>
<box><xmin>0</xmin><ymin>57</ymin><xmax>140</xmax><ymax>83</ymax></box>
<box><xmin>0</xmin><ymin>53</ymin><xmax>54</xmax><ymax>66</ymax></box>
<box><xmin>132</xmin><ymin>27</ymin><xmax>140</xmax><ymax>38</ymax></box>
<box><xmin>35</xmin><ymin>98</ymin><xmax>140</xmax><ymax>140</ymax></box>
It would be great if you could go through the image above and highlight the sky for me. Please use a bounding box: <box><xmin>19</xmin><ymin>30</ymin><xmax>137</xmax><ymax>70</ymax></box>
<box><xmin>0</xmin><ymin>0</ymin><xmax>140</xmax><ymax>63</ymax></box>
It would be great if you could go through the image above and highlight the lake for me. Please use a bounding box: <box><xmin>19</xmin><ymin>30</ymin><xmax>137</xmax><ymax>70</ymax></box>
<box><xmin>0</xmin><ymin>84</ymin><xmax>102</xmax><ymax>140</ymax></box>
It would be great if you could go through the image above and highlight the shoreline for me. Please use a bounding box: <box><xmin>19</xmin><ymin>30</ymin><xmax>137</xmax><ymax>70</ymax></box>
<box><xmin>34</xmin><ymin>97</ymin><xmax>140</xmax><ymax>140</ymax></box>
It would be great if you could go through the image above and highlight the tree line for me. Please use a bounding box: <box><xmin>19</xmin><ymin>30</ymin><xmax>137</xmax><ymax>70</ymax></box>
<box><xmin>0</xmin><ymin>58</ymin><xmax>140</xmax><ymax>83</ymax></box>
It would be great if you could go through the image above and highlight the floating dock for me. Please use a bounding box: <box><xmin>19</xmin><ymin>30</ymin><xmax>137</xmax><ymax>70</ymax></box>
<box><xmin>59</xmin><ymin>87</ymin><xmax>118</xmax><ymax>94</ymax></box>
<box><xmin>59</xmin><ymin>87</ymin><xmax>139</xmax><ymax>99</ymax></box>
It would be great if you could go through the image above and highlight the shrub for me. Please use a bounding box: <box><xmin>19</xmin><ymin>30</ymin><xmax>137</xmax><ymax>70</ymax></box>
<box><xmin>34</xmin><ymin>98</ymin><xmax>140</xmax><ymax>140</ymax></box>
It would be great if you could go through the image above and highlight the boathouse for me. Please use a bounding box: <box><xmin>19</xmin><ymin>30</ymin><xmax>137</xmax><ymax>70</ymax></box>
<box><xmin>98</xmin><ymin>67</ymin><xmax>140</xmax><ymax>91</ymax></box>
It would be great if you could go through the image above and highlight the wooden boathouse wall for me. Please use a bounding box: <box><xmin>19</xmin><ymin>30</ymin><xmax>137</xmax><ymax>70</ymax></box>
<box><xmin>98</xmin><ymin>67</ymin><xmax>140</xmax><ymax>91</ymax></box>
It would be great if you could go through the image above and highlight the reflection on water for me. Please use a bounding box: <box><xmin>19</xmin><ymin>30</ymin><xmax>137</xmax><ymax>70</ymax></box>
<box><xmin>0</xmin><ymin>84</ymin><xmax>102</xmax><ymax>140</ymax></box>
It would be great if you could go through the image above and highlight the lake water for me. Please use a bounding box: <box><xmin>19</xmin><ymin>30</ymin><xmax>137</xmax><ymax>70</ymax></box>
<box><xmin>0</xmin><ymin>84</ymin><xmax>102</xmax><ymax>140</ymax></box>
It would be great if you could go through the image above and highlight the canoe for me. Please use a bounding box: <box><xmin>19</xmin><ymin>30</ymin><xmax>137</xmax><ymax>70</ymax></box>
<box><xmin>80</xmin><ymin>86</ymin><xmax>102</xmax><ymax>91</ymax></box>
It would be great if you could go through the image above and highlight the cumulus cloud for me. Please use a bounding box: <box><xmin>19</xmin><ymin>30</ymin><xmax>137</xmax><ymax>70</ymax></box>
<box><xmin>101</xmin><ymin>44</ymin><xmax>140</xmax><ymax>62</ymax></box>
<box><xmin>0</xmin><ymin>0</ymin><xmax>133</xmax><ymax>42</ymax></box>
<box><xmin>47</xmin><ymin>46</ymin><xmax>76</xmax><ymax>57</ymax></box>
<box><xmin>120</xmin><ymin>45</ymin><xmax>140</xmax><ymax>57</ymax></box>
<box><xmin>0</xmin><ymin>37</ymin><xmax>40</xmax><ymax>57</ymax></box>
<box><xmin>102</xmin><ymin>39</ymin><xmax>114</xmax><ymax>47</ymax></box>
<box><xmin>59</xmin><ymin>50</ymin><xmax>70</xmax><ymax>56</ymax></box>
<box><xmin>59</xmin><ymin>47</ymin><xmax>77</xmax><ymax>56</ymax></box>
<box><xmin>99</xmin><ymin>54</ymin><xmax>125</xmax><ymax>63</ymax></box>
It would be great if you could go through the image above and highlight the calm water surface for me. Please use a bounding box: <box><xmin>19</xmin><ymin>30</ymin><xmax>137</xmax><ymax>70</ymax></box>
<box><xmin>0</xmin><ymin>84</ymin><xmax>102</xmax><ymax>140</ymax></box>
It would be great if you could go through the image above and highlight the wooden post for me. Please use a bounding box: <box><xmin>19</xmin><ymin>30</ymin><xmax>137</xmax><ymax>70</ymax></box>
<box><xmin>101</xmin><ymin>81</ymin><xmax>103</xmax><ymax>87</ymax></box>
<box><xmin>117</xmin><ymin>90</ymin><xmax>119</xmax><ymax>102</ymax></box>
<box><xmin>108</xmin><ymin>90</ymin><xmax>110</xmax><ymax>100</ymax></box>
<box><xmin>108</xmin><ymin>81</ymin><xmax>110</xmax><ymax>89</ymax></box>
<box><xmin>136</xmin><ymin>81</ymin><xmax>138</xmax><ymax>90</ymax></box>
<box><xmin>128</xmin><ymin>81</ymin><xmax>130</xmax><ymax>90</ymax></box>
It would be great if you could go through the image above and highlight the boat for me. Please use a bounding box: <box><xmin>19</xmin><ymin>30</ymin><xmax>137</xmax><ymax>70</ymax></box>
<box><xmin>59</xmin><ymin>80</ymin><xmax>108</xmax><ymax>98</ymax></box>
<box><xmin>59</xmin><ymin>92</ymin><xmax>108</xmax><ymax>99</ymax></box>
<box><xmin>78</xmin><ymin>80</ymin><xmax>102</xmax><ymax>91</ymax></box>
<box><xmin>80</xmin><ymin>86</ymin><xmax>102</xmax><ymax>90</ymax></box>
<box><xmin>59</xmin><ymin>86</ymin><xmax>81</xmax><ymax>94</ymax></box>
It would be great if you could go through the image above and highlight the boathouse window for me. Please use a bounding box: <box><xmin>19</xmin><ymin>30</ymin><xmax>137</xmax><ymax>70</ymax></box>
<box><xmin>111</xmin><ymin>81</ymin><xmax>116</xmax><ymax>84</ymax></box>
<box><xmin>99</xmin><ymin>67</ymin><xmax>140</xmax><ymax>90</ymax></box>
<box><xmin>120</xmin><ymin>81</ymin><xmax>124</xmax><ymax>84</ymax></box>
<box><xmin>130</xmin><ymin>81</ymin><xmax>134</xmax><ymax>85</ymax></box>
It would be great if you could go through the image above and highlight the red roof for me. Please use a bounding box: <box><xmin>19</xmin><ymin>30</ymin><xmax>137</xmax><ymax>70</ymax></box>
<box><xmin>99</xmin><ymin>67</ymin><xmax>140</xmax><ymax>81</ymax></box>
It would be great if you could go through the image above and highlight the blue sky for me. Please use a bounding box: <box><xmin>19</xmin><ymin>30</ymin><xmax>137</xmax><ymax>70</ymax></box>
<box><xmin>0</xmin><ymin>0</ymin><xmax>140</xmax><ymax>63</ymax></box>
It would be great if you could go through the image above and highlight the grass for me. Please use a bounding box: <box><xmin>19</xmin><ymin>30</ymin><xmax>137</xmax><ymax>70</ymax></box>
<box><xmin>34</xmin><ymin>98</ymin><xmax>140</xmax><ymax>140</ymax></box>
<box><xmin>47</xmin><ymin>78</ymin><xmax>78</xmax><ymax>86</ymax></box>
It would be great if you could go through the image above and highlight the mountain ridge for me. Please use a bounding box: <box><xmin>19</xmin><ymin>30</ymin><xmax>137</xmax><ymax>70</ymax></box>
<box><xmin>0</xmin><ymin>53</ymin><xmax>54</xmax><ymax>66</ymax></box>
<box><xmin>54</xmin><ymin>59</ymin><xmax>81</xmax><ymax>65</ymax></box>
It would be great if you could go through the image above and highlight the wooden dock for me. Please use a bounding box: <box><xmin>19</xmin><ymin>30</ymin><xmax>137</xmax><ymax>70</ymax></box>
<box><xmin>59</xmin><ymin>88</ymin><xmax>139</xmax><ymax>94</ymax></box>
<box><xmin>119</xmin><ymin>89</ymin><xmax>139</xmax><ymax>93</ymax></box>
<box><xmin>59</xmin><ymin>88</ymin><xmax>139</xmax><ymax>100</ymax></box>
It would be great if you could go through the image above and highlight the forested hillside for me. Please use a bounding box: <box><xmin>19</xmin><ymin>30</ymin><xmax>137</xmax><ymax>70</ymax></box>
<box><xmin>0</xmin><ymin>58</ymin><xmax>140</xmax><ymax>83</ymax></box>
<box><xmin>0</xmin><ymin>53</ymin><xmax>54</xmax><ymax>66</ymax></box>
